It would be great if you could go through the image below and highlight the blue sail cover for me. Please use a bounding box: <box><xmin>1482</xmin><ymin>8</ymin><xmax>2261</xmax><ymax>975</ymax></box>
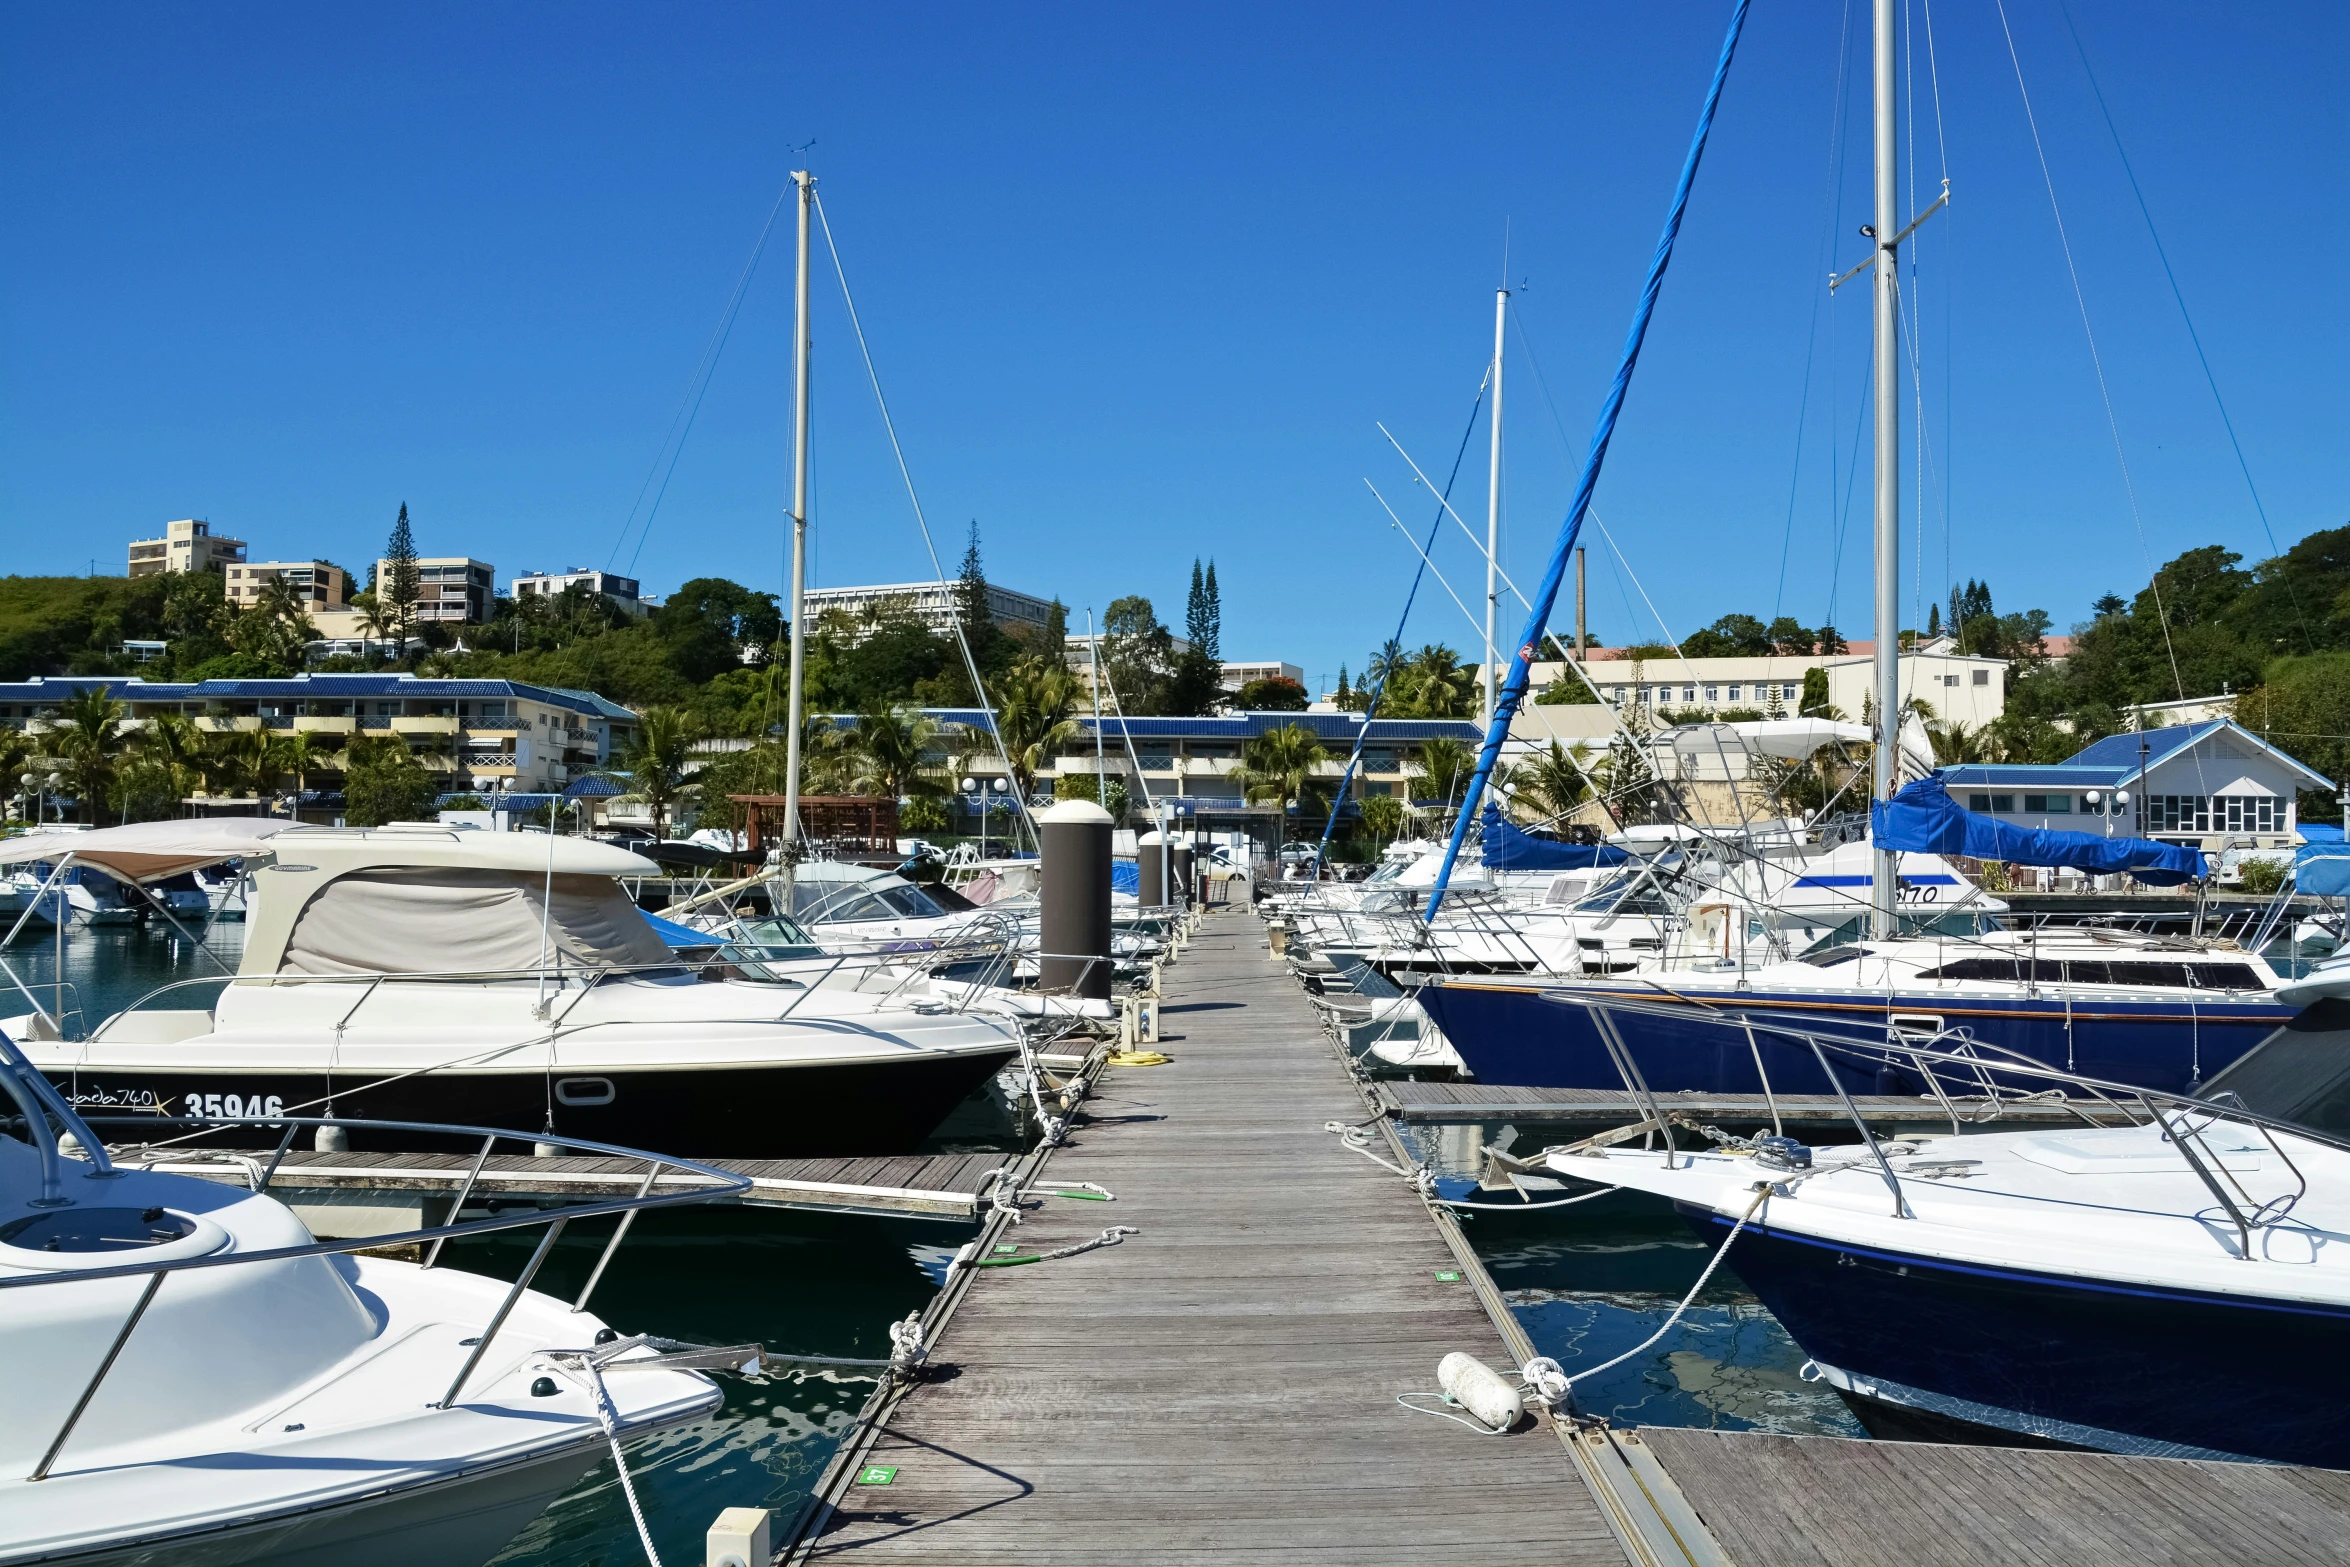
<box><xmin>1870</xmin><ymin>775</ymin><xmax>2206</xmax><ymax>886</ymax></box>
<box><xmin>1480</xmin><ymin>806</ymin><xmax>1630</xmax><ymax>871</ymax></box>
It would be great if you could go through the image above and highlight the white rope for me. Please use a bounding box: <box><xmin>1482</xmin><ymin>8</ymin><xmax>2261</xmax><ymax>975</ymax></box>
<box><xmin>1434</xmin><ymin>1185</ymin><xmax>1622</xmax><ymax>1212</ymax></box>
<box><xmin>1394</xmin><ymin>1391</ymin><xmax>1517</xmax><ymax>1435</ymax></box>
<box><xmin>1323</xmin><ymin>1119</ymin><xmax>1414</xmax><ymax>1177</ymax></box>
<box><xmin>1563</xmin><ymin>1186</ymin><xmax>1769</xmax><ymax>1390</ymax></box>
<box><xmin>575</xmin><ymin>1358</ymin><xmax>665</xmax><ymax>1567</ymax></box>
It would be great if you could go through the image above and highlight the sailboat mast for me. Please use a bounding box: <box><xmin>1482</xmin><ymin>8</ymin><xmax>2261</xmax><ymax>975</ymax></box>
<box><xmin>782</xmin><ymin>169</ymin><xmax>815</xmax><ymax>885</ymax></box>
<box><xmin>1868</xmin><ymin>0</ymin><xmax>1901</xmax><ymax>940</ymax></box>
<box><xmin>1483</xmin><ymin>287</ymin><xmax>1507</xmax><ymax>725</ymax></box>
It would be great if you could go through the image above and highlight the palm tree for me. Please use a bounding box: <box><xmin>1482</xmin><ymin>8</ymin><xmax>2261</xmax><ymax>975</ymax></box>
<box><xmin>1405</xmin><ymin>645</ymin><xmax>1476</xmax><ymax>718</ymax></box>
<box><xmin>48</xmin><ymin>684</ymin><xmax>131</xmax><ymax>823</ymax></box>
<box><xmin>1227</xmin><ymin>723</ymin><xmax>1329</xmax><ymax>857</ymax></box>
<box><xmin>848</xmin><ymin>706</ymin><xmax>950</xmax><ymax>800</ymax></box>
<box><xmin>1511</xmin><ymin>740</ymin><xmax>1595</xmax><ymax>825</ymax></box>
<box><xmin>987</xmin><ymin>655</ymin><xmax>1082</xmax><ymax>800</ymax></box>
<box><xmin>620</xmin><ymin>706</ymin><xmax>699</xmax><ymax>839</ymax></box>
<box><xmin>1358</xmin><ymin>791</ymin><xmax>1405</xmax><ymax>846</ymax></box>
<box><xmin>1927</xmin><ymin>718</ymin><xmax>1986</xmax><ymax>766</ymax></box>
<box><xmin>135</xmin><ymin>712</ymin><xmax>211</xmax><ymax>804</ymax></box>
<box><xmin>1408</xmin><ymin>736</ymin><xmax>1474</xmax><ymax>812</ymax></box>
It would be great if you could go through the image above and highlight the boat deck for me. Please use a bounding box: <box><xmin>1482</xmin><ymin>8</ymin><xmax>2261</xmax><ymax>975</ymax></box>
<box><xmin>116</xmin><ymin>1146</ymin><xmax>1005</xmax><ymax>1221</ymax></box>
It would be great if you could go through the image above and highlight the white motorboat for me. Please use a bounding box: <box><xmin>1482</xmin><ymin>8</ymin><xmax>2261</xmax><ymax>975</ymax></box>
<box><xmin>0</xmin><ymin>1035</ymin><xmax>729</xmax><ymax>1566</ymax></box>
<box><xmin>2</xmin><ymin>823</ymin><xmax>1024</xmax><ymax>1157</ymax></box>
<box><xmin>1545</xmin><ymin>1054</ymin><xmax>2350</xmax><ymax>1466</ymax></box>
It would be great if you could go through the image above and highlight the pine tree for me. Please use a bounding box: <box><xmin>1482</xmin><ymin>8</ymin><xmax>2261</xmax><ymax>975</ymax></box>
<box><xmin>1185</xmin><ymin>559</ymin><xmax>1209</xmax><ymax>650</ymax></box>
<box><xmin>956</xmin><ymin>520</ymin><xmax>988</xmax><ymax>638</ymax></box>
<box><xmin>1200</xmin><ymin>559</ymin><xmax>1222</xmax><ymax>663</ymax></box>
<box><xmin>384</xmin><ymin>503</ymin><xmax>421</xmax><ymax>638</ymax></box>
<box><xmin>1043</xmin><ymin>597</ymin><xmax>1069</xmax><ymax>650</ymax></box>
<box><xmin>1337</xmin><ymin>665</ymin><xmax>1351</xmax><ymax>703</ymax></box>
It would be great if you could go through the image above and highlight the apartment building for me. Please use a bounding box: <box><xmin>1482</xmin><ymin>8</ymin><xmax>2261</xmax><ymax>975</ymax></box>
<box><xmin>0</xmin><ymin>673</ymin><xmax>639</xmax><ymax>805</ymax></box>
<box><xmin>512</xmin><ymin>567</ymin><xmax>647</xmax><ymax>615</ymax></box>
<box><xmin>127</xmin><ymin>519</ymin><xmax>247</xmax><ymax>579</ymax></box>
<box><xmin>226</xmin><ymin>561</ymin><xmax>350</xmax><ymax>612</ymax></box>
<box><xmin>376</xmin><ymin>557</ymin><xmax>496</xmax><ymax>624</ymax></box>
<box><xmin>805</xmin><ymin>580</ymin><xmax>1056</xmax><ymax>641</ymax></box>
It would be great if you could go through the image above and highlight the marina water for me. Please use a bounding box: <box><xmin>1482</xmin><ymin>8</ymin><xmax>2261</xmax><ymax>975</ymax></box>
<box><xmin>11</xmin><ymin>924</ymin><xmax>1855</xmax><ymax>1562</ymax></box>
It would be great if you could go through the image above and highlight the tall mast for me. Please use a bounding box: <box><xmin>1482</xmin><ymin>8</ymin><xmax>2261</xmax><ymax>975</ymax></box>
<box><xmin>1868</xmin><ymin>0</ymin><xmax>1901</xmax><ymax>940</ymax></box>
<box><xmin>1483</xmin><ymin>287</ymin><xmax>1507</xmax><ymax>724</ymax></box>
<box><xmin>782</xmin><ymin>169</ymin><xmax>815</xmax><ymax>886</ymax></box>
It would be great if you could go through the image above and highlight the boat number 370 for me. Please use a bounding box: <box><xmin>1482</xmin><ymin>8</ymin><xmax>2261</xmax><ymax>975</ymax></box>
<box><xmin>183</xmin><ymin>1093</ymin><xmax>288</xmax><ymax>1119</ymax></box>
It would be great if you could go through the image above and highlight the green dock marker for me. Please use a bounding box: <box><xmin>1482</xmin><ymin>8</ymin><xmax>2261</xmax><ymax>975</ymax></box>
<box><xmin>1434</xmin><ymin>1269</ymin><xmax>1463</xmax><ymax>1283</ymax></box>
<box><xmin>856</xmin><ymin>1466</ymin><xmax>898</xmax><ymax>1486</ymax></box>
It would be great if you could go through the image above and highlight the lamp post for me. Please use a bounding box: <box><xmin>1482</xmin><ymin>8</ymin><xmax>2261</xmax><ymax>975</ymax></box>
<box><xmin>961</xmin><ymin>776</ymin><xmax>982</xmax><ymax>859</ymax></box>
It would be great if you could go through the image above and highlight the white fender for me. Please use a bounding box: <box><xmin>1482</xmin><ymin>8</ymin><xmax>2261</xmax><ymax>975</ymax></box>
<box><xmin>1437</xmin><ymin>1351</ymin><xmax>1523</xmax><ymax>1431</ymax></box>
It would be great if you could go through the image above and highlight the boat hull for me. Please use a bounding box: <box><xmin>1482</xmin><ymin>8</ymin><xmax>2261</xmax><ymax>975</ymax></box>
<box><xmin>1682</xmin><ymin>1205</ymin><xmax>2350</xmax><ymax>1468</ymax></box>
<box><xmin>1419</xmin><ymin>980</ymin><xmax>2284</xmax><ymax>1097</ymax></box>
<box><xmin>51</xmin><ymin>1047</ymin><xmax>1019</xmax><ymax>1158</ymax></box>
<box><xmin>21</xmin><ymin>1438</ymin><xmax>607</xmax><ymax>1567</ymax></box>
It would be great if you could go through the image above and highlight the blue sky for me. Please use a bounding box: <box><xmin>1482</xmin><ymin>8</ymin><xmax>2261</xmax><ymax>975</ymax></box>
<box><xmin>4</xmin><ymin>2</ymin><xmax>2342</xmax><ymax>693</ymax></box>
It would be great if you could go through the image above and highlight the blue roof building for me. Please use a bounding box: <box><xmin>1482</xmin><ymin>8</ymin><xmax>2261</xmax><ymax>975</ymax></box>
<box><xmin>0</xmin><ymin>672</ymin><xmax>642</xmax><ymax>806</ymax></box>
<box><xmin>1940</xmin><ymin>719</ymin><xmax>2330</xmax><ymax>847</ymax></box>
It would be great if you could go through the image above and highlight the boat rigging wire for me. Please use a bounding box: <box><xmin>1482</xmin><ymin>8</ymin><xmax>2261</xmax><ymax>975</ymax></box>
<box><xmin>811</xmin><ymin>191</ymin><xmax>1036</xmax><ymax>844</ymax></box>
<box><xmin>2051</xmin><ymin>0</ymin><xmax>2312</xmax><ymax>655</ymax></box>
<box><xmin>1989</xmin><ymin>0</ymin><xmax>2186</xmax><ymax>704</ymax></box>
<box><xmin>606</xmin><ymin>176</ymin><xmax>796</xmax><ymax>576</ymax></box>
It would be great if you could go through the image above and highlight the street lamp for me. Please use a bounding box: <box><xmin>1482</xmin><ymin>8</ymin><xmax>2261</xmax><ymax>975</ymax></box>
<box><xmin>961</xmin><ymin>776</ymin><xmax>983</xmax><ymax>858</ymax></box>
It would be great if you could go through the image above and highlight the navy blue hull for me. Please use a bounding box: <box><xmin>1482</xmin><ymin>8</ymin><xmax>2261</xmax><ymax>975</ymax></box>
<box><xmin>1687</xmin><ymin>1207</ymin><xmax>2350</xmax><ymax>1468</ymax></box>
<box><xmin>1419</xmin><ymin>980</ymin><xmax>2285</xmax><ymax>1098</ymax></box>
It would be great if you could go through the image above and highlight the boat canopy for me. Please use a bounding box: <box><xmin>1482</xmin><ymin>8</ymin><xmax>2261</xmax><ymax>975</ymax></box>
<box><xmin>1480</xmin><ymin>806</ymin><xmax>1631</xmax><ymax>872</ymax></box>
<box><xmin>0</xmin><ymin>818</ymin><xmax>292</xmax><ymax>884</ymax></box>
<box><xmin>1871</xmin><ymin>775</ymin><xmax>2207</xmax><ymax>886</ymax></box>
<box><xmin>275</xmin><ymin>868</ymin><xmax>675</xmax><ymax>976</ymax></box>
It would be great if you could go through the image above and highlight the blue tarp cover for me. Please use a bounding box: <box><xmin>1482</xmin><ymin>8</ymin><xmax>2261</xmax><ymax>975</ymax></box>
<box><xmin>1112</xmin><ymin>861</ymin><xmax>1139</xmax><ymax>896</ymax></box>
<box><xmin>1870</xmin><ymin>775</ymin><xmax>2206</xmax><ymax>886</ymax></box>
<box><xmin>643</xmin><ymin>911</ymin><xmax>714</xmax><ymax>948</ymax></box>
<box><xmin>1480</xmin><ymin>806</ymin><xmax>1631</xmax><ymax>872</ymax></box>
<box><xmin>2294</xmin><ymin>824</ymin><xmax>2350</xmax><ymax>897</ymax></box>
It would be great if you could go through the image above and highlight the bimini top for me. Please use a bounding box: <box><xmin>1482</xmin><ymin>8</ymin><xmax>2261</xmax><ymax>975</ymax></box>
<box><xmin>0</xmin><ymin>818</ymin><xmax>293</xmax><ymax>885</ymax></box>
<box><xmin>241</xmin><ymin>826</ymin><xmax>665</xmax><ymax>978</ymax></box>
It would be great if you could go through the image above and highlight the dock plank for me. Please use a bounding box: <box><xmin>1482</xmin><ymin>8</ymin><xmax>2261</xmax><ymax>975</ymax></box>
<box><xmin>1637</xmin><ymin>1428</ymin><xmax>2350</xmax><ymax>1566</ymax></box>
<box><xmin>798</xmin><ymin>912</ymin><xmax>1620</xmax><ymax>1565</ymax></box>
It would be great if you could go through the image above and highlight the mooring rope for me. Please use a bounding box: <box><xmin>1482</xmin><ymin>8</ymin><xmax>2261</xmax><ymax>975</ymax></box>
<box><xmin>1561</xmin><ymin>1186</ymin><xmax>1770</xmax><ymax>1391</ymax></box>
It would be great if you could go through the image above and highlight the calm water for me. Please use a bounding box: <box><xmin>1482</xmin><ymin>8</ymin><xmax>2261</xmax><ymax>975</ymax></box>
<box><xmin>7</xmin><ymin>926</ymin><xmax>1855</xmax><ymax>1563</ymax></box>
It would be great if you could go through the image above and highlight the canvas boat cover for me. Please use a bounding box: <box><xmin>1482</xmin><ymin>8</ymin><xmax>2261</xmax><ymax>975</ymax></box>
<box><xmin>1871</xmin><ymin>775</ymin><xmax>2206</xmax><ymax>886</ymax></box>
<box><xmin>1480</xmin><ymin>806</ymin><xmax>1631</xmax><ymax>872</ymax></box>
<box><xmin>277</xmin><ymin>868</ymin><xmax>675</xmax><ymax>976</ymax></box>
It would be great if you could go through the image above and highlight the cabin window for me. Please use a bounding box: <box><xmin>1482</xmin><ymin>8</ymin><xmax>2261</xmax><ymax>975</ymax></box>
<box><xmin>1972</xmin><ymin>669</ymin><xmax>1990</xmax><ymax>685</ymax></box>
<box><xmin>1968</xmin><ymin>794</ymin><xmax>1991</xmax><ymax>812</ymax></box>
<box><xmin>1704</xmin><ymin>685</ymin><xmax>1719</xmax><ymax>702</ymax></box>
<box><xmin>1727</xmin><ymin>685</ymin><xmax>1743</xmax><ymax>701</ymax></box>
<box><xmin>2024</xmin><ymin>794</ymin><xmax>2071</xmax><ymax>814</ymax></box>
<box><xmin>1942</xmin><ymin>674</ymin><xmax>1959</xmax><ymax>687</ymax></box>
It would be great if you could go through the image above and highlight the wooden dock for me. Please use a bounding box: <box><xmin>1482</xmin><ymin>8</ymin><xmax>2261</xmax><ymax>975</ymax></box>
<box><xmin>116</xmin><ymin>1146</ymin><xmax>1006</xmax><ymax>1222</ymax></box>
<box><xmin>1376</xmin><ymin>1081</ymin><xmax>2138</xmax><ymax>1130</ymax></box>
<box><xmin>786</xmin><ymin>911</ymin><xmax>1629</xmax><ymax>1564</ymax></box>
<box><xmin>778</xmin><ymin>909</ymin><xmax>2350</xmax><ymax>1567</ymax></box>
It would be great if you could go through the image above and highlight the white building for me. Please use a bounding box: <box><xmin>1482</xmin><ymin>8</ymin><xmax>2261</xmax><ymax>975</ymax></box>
<box><xmin>1502</xmin><ymin>643</ymin><xmax>2008</xmax><ymax>731</ymax></box>
<box><xmin>1220</xmin><ymin>659</ymin><xmax>1305</xmax><ymax>693</ymax></box>
<box><xmin>1942</xmin><ymin>719</ymin><xmax>2329</xmax><ymax>849</ymax></box>
<box><xmin>512</xmin><ymin>567</ymin><xmax>647</xmax><ymax>615</ymax></box>
<box><xmin>128</xmin><ymin>519</ymin><xmax>247</xmax><ymax>578</ymax></box>
<box><xmin>804</xmin><ymin>580</ymin><xmax>1056</xmax><ymax>641</ymax></box>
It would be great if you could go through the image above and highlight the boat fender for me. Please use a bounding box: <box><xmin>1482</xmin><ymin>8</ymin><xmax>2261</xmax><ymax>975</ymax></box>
<box><xmin>1438</xmin><ymin>1352</ymin><xmax>1523</xmax><ymax>1431</ymax></box>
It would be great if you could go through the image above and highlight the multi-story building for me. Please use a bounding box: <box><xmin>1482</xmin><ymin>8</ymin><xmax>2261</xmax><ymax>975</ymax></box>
<box><xmin>512</xmin><ymin>567</ymin><xmax>647</xmax><ymax>616</ymax></box>
<box><xmin>127</xmin><ymin>519</ymin><xmax>247</xmax><ymax>579</ymax></box>
<box><xmin>804</xmin><ymin>580</ymin><xmax>1056</xmax><ymax>642</ymax></box>
<box><xmin>1220</xmin><ymin>659</ymin><xmax>1305</xmax><ymax>694</ymax></box>
<box><xmin>1942</xmin><ymin>720</ymin><xmax>2327</xmax><ymax>851</ymax></box>
<box><xmin>375</xmin><ymin>557</ymin><xmax>495</xmax><ymax>624</ymax></box>
<box><xmin>226</xmin><ymin>560</ymin><xmax>350</xmax><ymax>612</ymax></box>
<box><xmin>0</xmin><ymin>673</ymin><xmax>638</xmax><ymax>811</ymax></box>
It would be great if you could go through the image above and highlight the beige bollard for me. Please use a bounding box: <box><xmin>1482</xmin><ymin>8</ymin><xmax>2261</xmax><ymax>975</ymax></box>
<box><xmin>707</xmin><ymin>1506</ymin><xmax>771</xmax><ymax>1567</ymax></box>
